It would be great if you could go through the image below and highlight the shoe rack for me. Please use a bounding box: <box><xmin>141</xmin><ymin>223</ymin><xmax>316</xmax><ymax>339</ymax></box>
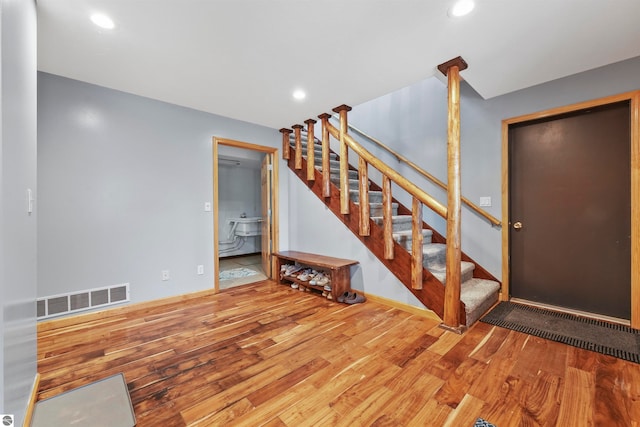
<box><xmin>273</xmin><ymin>251</ymin><xmax>359</xmax><ymax>302</ymax></box>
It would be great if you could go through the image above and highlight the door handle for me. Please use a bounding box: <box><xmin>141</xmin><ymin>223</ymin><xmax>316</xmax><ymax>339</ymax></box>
<box><xmin>513</xmin><ymin>221</ymin><xmax>523</xmax><ymax>230</ymax></box>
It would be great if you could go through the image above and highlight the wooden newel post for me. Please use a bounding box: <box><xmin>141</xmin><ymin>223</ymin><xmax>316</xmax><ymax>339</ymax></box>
<box><xmin>438</xmin><ymin>56</ymin><xmax>468</xmax><ymax>329</ymax></box>
<box><xmin>280</xmin><ymin>128</ymin><xmax>292</xmax><ymax>160</ymax></box>
<box><xmin>332</xmin><ymin>104</ymin><xmax>352</xmax><ymax>215</ymax></box>
<box><xmin>318</xmin><ymin>113</ymin><xmax>332</xmax><ymax>197</ymax></box>
<box><xmin>292</xmin><ymin>124</ymin><xmax>304</xmax><ymax>170</ymax></box>
<box><xmin>305</xmin><ymin>119</ymin><xmax>317</xmax><ymax>181</ymax></box>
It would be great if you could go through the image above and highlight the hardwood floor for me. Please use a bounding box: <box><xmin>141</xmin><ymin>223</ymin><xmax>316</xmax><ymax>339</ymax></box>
<box><xmin>37</xmin><ymin>281</ymin><xmax>640</xmax><ymax>426</ymax></box>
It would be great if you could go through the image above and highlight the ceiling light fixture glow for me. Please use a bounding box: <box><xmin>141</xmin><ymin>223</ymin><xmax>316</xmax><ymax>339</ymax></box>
<box><xmin>449</xmin><ymin>0</ymin><xmax>475</xmax><ymax>17</ymax></box>
<box><xmin>90</xmin><ymin>13</ymin><xmax>115</xmax><ymax>29</ymax></box>
<box><xmin>292</xmin><ymin>89</ymin><xmax>306</xmax><ymax>101</ymax></box>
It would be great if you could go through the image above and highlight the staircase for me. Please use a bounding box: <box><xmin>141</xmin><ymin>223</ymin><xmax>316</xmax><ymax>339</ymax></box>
<box><xmin>284</xmin><ymin>129</ymin><xmax>500</xmax><ymax>327</ymax></box>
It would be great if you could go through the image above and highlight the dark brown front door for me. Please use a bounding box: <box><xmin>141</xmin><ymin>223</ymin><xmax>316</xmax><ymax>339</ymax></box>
<box><xmin>509</xmin><ymin>101</ymin><xmax>631</xmax><ymax>319</ymax></box>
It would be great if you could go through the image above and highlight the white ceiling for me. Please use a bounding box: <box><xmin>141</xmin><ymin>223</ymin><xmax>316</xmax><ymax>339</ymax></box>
<box><xmin>38</xmin><ymin>0</ymin><xmax>640</xmax><ymax>129</ymax></box>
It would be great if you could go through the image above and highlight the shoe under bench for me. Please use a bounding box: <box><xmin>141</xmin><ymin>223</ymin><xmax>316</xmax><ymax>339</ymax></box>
<box><xmin>273</xmin><ymin>251</ymin><xmax>359</xmax><ymax>302</ymax></box>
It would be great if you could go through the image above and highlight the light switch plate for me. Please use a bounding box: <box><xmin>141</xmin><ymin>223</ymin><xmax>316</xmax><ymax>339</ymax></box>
<box><xmin>204</xmin><ymin>202</ymin><xmax>212</xmax><ymax>212</ymax></box>
<box><xmin>479</xmin><ymin>196</ymin><xmax>492</xmax><ymax>207</ymax></box>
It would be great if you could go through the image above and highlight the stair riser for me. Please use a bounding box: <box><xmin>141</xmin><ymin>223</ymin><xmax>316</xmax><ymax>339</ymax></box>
<box><xmin>370</xmin><ymin>205</ymin><xmax>398</xmax><ymax>217</ymax></box>
<box><xmin>431</xmin><ymin>263</ymin><xmax>475</xmax><ymax>284</ymax></box>
<box><xmin>289</xmin><ymin>136</ymin><xmax>311</xmax><ymax>144</ymax></box>
<box><xmin>291</xmin><ymin>144</ymin><xmax>338</xmax><ymax>160</ymax></box>
<box><xmin>391</xmin><ymin>218</ymin><xmax>412</xmax><ymax>232</ymax></box>
<box><xmin>421</xmin><ymin>244</ymin><xmax>446</xmax><ymax>270</ymax></box>
<box><xmin>355</xmin><ymin>204</ymin><xmax>399</xmax><ymax>217</ymax></box>
<box><xmin>350</xmin><ymin>190</ymin><xmax>383</xmax><ymax>204</ymax></box>
<box><xmin>310</xmin><ymin>152</ymin><xmax>338</xmax><ymax>160</ymax></box>
<box><xmin>330</xmin><ymin>177</ymin><xmax>368</xmax><ymax>191</ymax></box>
<box><xmin>328</xmin><ymin>169</ymin><xmax>359</xmax><ymax>180</ymax></box>
<box><xmin>393</xmin><ymin>231</ymin><xmax>434</xmax><ymax>250</ymax></box>
<box><xmin>312</xmin><ymin>154</ymin><xmax>339</xmax><ymax>163</ymax></box>
<box><xmin>425</xmin><ymin>267</ymin><xmax>473</xmax><ymax>285</ymax></box>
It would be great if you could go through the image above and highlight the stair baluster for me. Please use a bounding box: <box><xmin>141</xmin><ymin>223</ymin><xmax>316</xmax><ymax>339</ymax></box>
<box><xmin>292</xmin><ymin>124</ymin><xmax>304</xmax><ymax>170</ymax></box>
<box><xmin>318</xmin><ymin>113</ymin><xmax>332</xmax><ymax>198</ymax></box>
<box><xmin>333</xmin><ymin>105</ymin><xmax>352</xmax><ymax>214</ymax></box>
<box><xmin>358</xmin><ymin>158</ymin><xmax>370</xmax><ymax>236</ymax></box>
<box><xmin>382</xmin><ymin>176</ymin><xmax>394</xmax><ymax>260</ymax></box>
<box><xmin>304</xmin><ymin>119</ymin><xmax>316</xmax><ymax>181</ymax></box>
<box><xmin>279</xmin><ymin>128</ymin><xmax>292</xmax><ymax>160</ymax></box>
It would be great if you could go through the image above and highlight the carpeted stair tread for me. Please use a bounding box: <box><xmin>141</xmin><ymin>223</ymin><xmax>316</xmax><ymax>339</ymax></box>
<box><xmin>325</xmin><ymin>168</ymin><xmax>359</xmax><ymax>180</ymax></box>
<box><xmin>289</xmin><ymin>134</ymin><xmax>312</xmax><ymax>143</ymax></box>
<box><xmin>350</xmin><ymin>190</ymin><xmax>383</xmax><ymax>204</ymax></box>
<box><xmin>461</xmin><ymin>278</ymin><xmax>500</xmax><ymax>326</ymax></box>
<box><xmin>323</xmin><ymin>159</ymin><xmax>341</xmax><ymax>169</ymax></box>
<box><xmin>354</xmin><ymin>202</ymin><xmax>399</xmax><ymax>217</ymax></box>
<box><xmin>292</xmin><ymin>142</ymin><xmax>337</xmax><ymax>157</ymax></box>
<box><xmin>420</xmin><ymin>243</ymin><xmax>446</xmax><ymax>268</ymax></box>
<box><xmin>296</xmin><ymin>147</ymin><xmax>338</xmax><ymax>159</ymax></box>
<box><xmin>430</xmin><ymin>261</ymin><xmax>475</xmax><ymax>284</ymax></box>
<box><xmin>393</xmin><ymin>229</ymin><xmax>433</xmax><ymax>249</ymax></box>
<box><xmin>339</xmin><ymin>178</ymin><xmax>362</xmax><ymax>191</ymax></box>
<box><xmin>309</xmin><ymin>151</ymin><xmax>338</xmax><ymax>160</ymax></box>
<box><xmin>371</xmin><ymin>215</ymin><xmax>413</xmax><ymax>232</ymax></box>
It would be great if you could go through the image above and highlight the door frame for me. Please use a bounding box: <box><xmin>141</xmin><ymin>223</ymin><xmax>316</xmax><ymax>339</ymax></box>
<box><xmin>501</xmin><ymin>90</ymin><xmax>640</xmax><ymax>327</ymax></box>
<box><xmin>213</xmin><ymin>137</ymin><xmax>279</xmax><ymax>293</ymax></box>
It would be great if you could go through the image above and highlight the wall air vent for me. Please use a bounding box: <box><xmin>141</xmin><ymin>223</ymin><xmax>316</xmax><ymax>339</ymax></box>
<box><xmin>37</xmin><ymin>283</ymin><xmax>130</xmax><ymax>320</ymax></box>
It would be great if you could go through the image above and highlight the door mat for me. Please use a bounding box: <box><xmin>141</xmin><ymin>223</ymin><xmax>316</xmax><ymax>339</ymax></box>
<box><xmin>219</xmin><ymin>267</ymin><xmax>259</xmax><ymax>281</ymax></box>
<box><xmin>474</xmin><ymin>418</ymin><xmax>497</xmax><ymax>427</ymax></box>
<box><xmin>481</xmin><ymin>301</ymin><xmax>640</xmax><ymax>363</ymax></box>
<box><xmin>31</xmin><ymin>373</ymin><xmax>135</xmax><ymax>427</ymax></box>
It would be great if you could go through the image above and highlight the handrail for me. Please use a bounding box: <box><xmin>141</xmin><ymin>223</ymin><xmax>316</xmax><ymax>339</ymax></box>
<box><xmin>331</xmin><ymin>115</ymin><xmax>501</xmax><ymax>227</ymax></box>
<box><xmin>325</xmin><ymin>121</ymin><xmax>448</xmax><ymax>219</ymax></box>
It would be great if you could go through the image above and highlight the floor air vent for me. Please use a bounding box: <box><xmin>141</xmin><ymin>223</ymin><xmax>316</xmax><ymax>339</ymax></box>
<box><xmin>37</xmin><ymin>283</ymin><xmax>130</xmax><ymax>319</ymax></box>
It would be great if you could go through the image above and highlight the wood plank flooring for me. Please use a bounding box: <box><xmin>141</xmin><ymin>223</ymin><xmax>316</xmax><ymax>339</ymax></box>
<box><xmin>37</xmin><ymin>281</ymin><xmax>640</xmax><ymax>426</ymax></box>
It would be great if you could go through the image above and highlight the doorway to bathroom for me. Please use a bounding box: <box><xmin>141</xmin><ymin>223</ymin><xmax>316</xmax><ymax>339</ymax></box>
<box><xmin>213</xmin><ymin>137</ymin><xmax>279</xmax><ymax>292</ymax></box>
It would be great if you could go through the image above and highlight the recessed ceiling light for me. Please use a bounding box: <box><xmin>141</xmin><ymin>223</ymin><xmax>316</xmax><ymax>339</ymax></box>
<box><xmin>449</xmin><ymin>0</ymin><xmax>475</xmax><ymax>17</ymax></box>
<box><xmin>292</xmin><ymin>89</ymin><xmax>306</xmax><ymax>101</ymax></box>
<box><xmin>90</xmin><ymin>13</ymin><xmax>115</xmax><ymax>29</ymax></box>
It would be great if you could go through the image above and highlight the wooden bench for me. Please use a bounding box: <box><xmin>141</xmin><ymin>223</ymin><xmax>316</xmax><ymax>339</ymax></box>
<box><xmin>273</xmin><ymin>251</ymin><xmax>359</xmax><ymax>302</ymax></box>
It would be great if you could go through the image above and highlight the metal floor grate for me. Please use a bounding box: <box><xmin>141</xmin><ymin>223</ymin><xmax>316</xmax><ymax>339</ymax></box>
<box><xmin>37</xmin><ymin>283</ymin><xmax>130</xmax><ymax>319</ymax></box>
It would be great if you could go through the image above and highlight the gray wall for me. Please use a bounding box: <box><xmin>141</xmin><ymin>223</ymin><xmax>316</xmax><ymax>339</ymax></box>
<box><xmin>289</xmin><ymin>56</ymin><xmax>640</xmax><ymax>307</ymax></box>
<box><xmin>1</xmin><ymin>0</ymin><xmax>38</xmax><ymax>423</ymax></box>
<box><xmin>37</xmin><ymin>73</ymin><xmax>287</xmax><ymax>307</ymax></box>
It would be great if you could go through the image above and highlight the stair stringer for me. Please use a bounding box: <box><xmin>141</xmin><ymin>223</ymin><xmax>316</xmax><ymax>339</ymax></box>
<box><xmin>287</xmin><ymin>155</ymin><xmax>461</xmax><ymax>322</ymax></box>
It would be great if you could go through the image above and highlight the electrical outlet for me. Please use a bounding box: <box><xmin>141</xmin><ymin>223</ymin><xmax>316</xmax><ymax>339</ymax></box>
<box><xmin>161</xmin><ymin>270</ymin><xmax>170</xmax><ymax>281</ymax></box>
<box><xmin>479</xmin><ymin>196</ymin><xmax>492</xmax><ymax>207</ymax></box>
<box><xmin>197</xmin><ymin>265</ymin><xmax>204</xmax><ymax>275</ymax></box>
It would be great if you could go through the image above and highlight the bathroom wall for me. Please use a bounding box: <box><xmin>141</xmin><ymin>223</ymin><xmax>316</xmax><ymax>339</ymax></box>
<box><xmin>217</xmin><ymin>153</ymin><xmax>263</xmax><ymax>257</ymax></box>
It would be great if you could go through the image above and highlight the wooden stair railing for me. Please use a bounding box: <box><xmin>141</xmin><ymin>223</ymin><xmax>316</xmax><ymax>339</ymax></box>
<box><xmin>331</xmin><ymin>103</ymin><xmax>501</xmax><ymax>228</ymax></box>
<box><xmin>280</xmin><ymin>57</ymin><xmax>471</xmax><ymax>329</ymax></box>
